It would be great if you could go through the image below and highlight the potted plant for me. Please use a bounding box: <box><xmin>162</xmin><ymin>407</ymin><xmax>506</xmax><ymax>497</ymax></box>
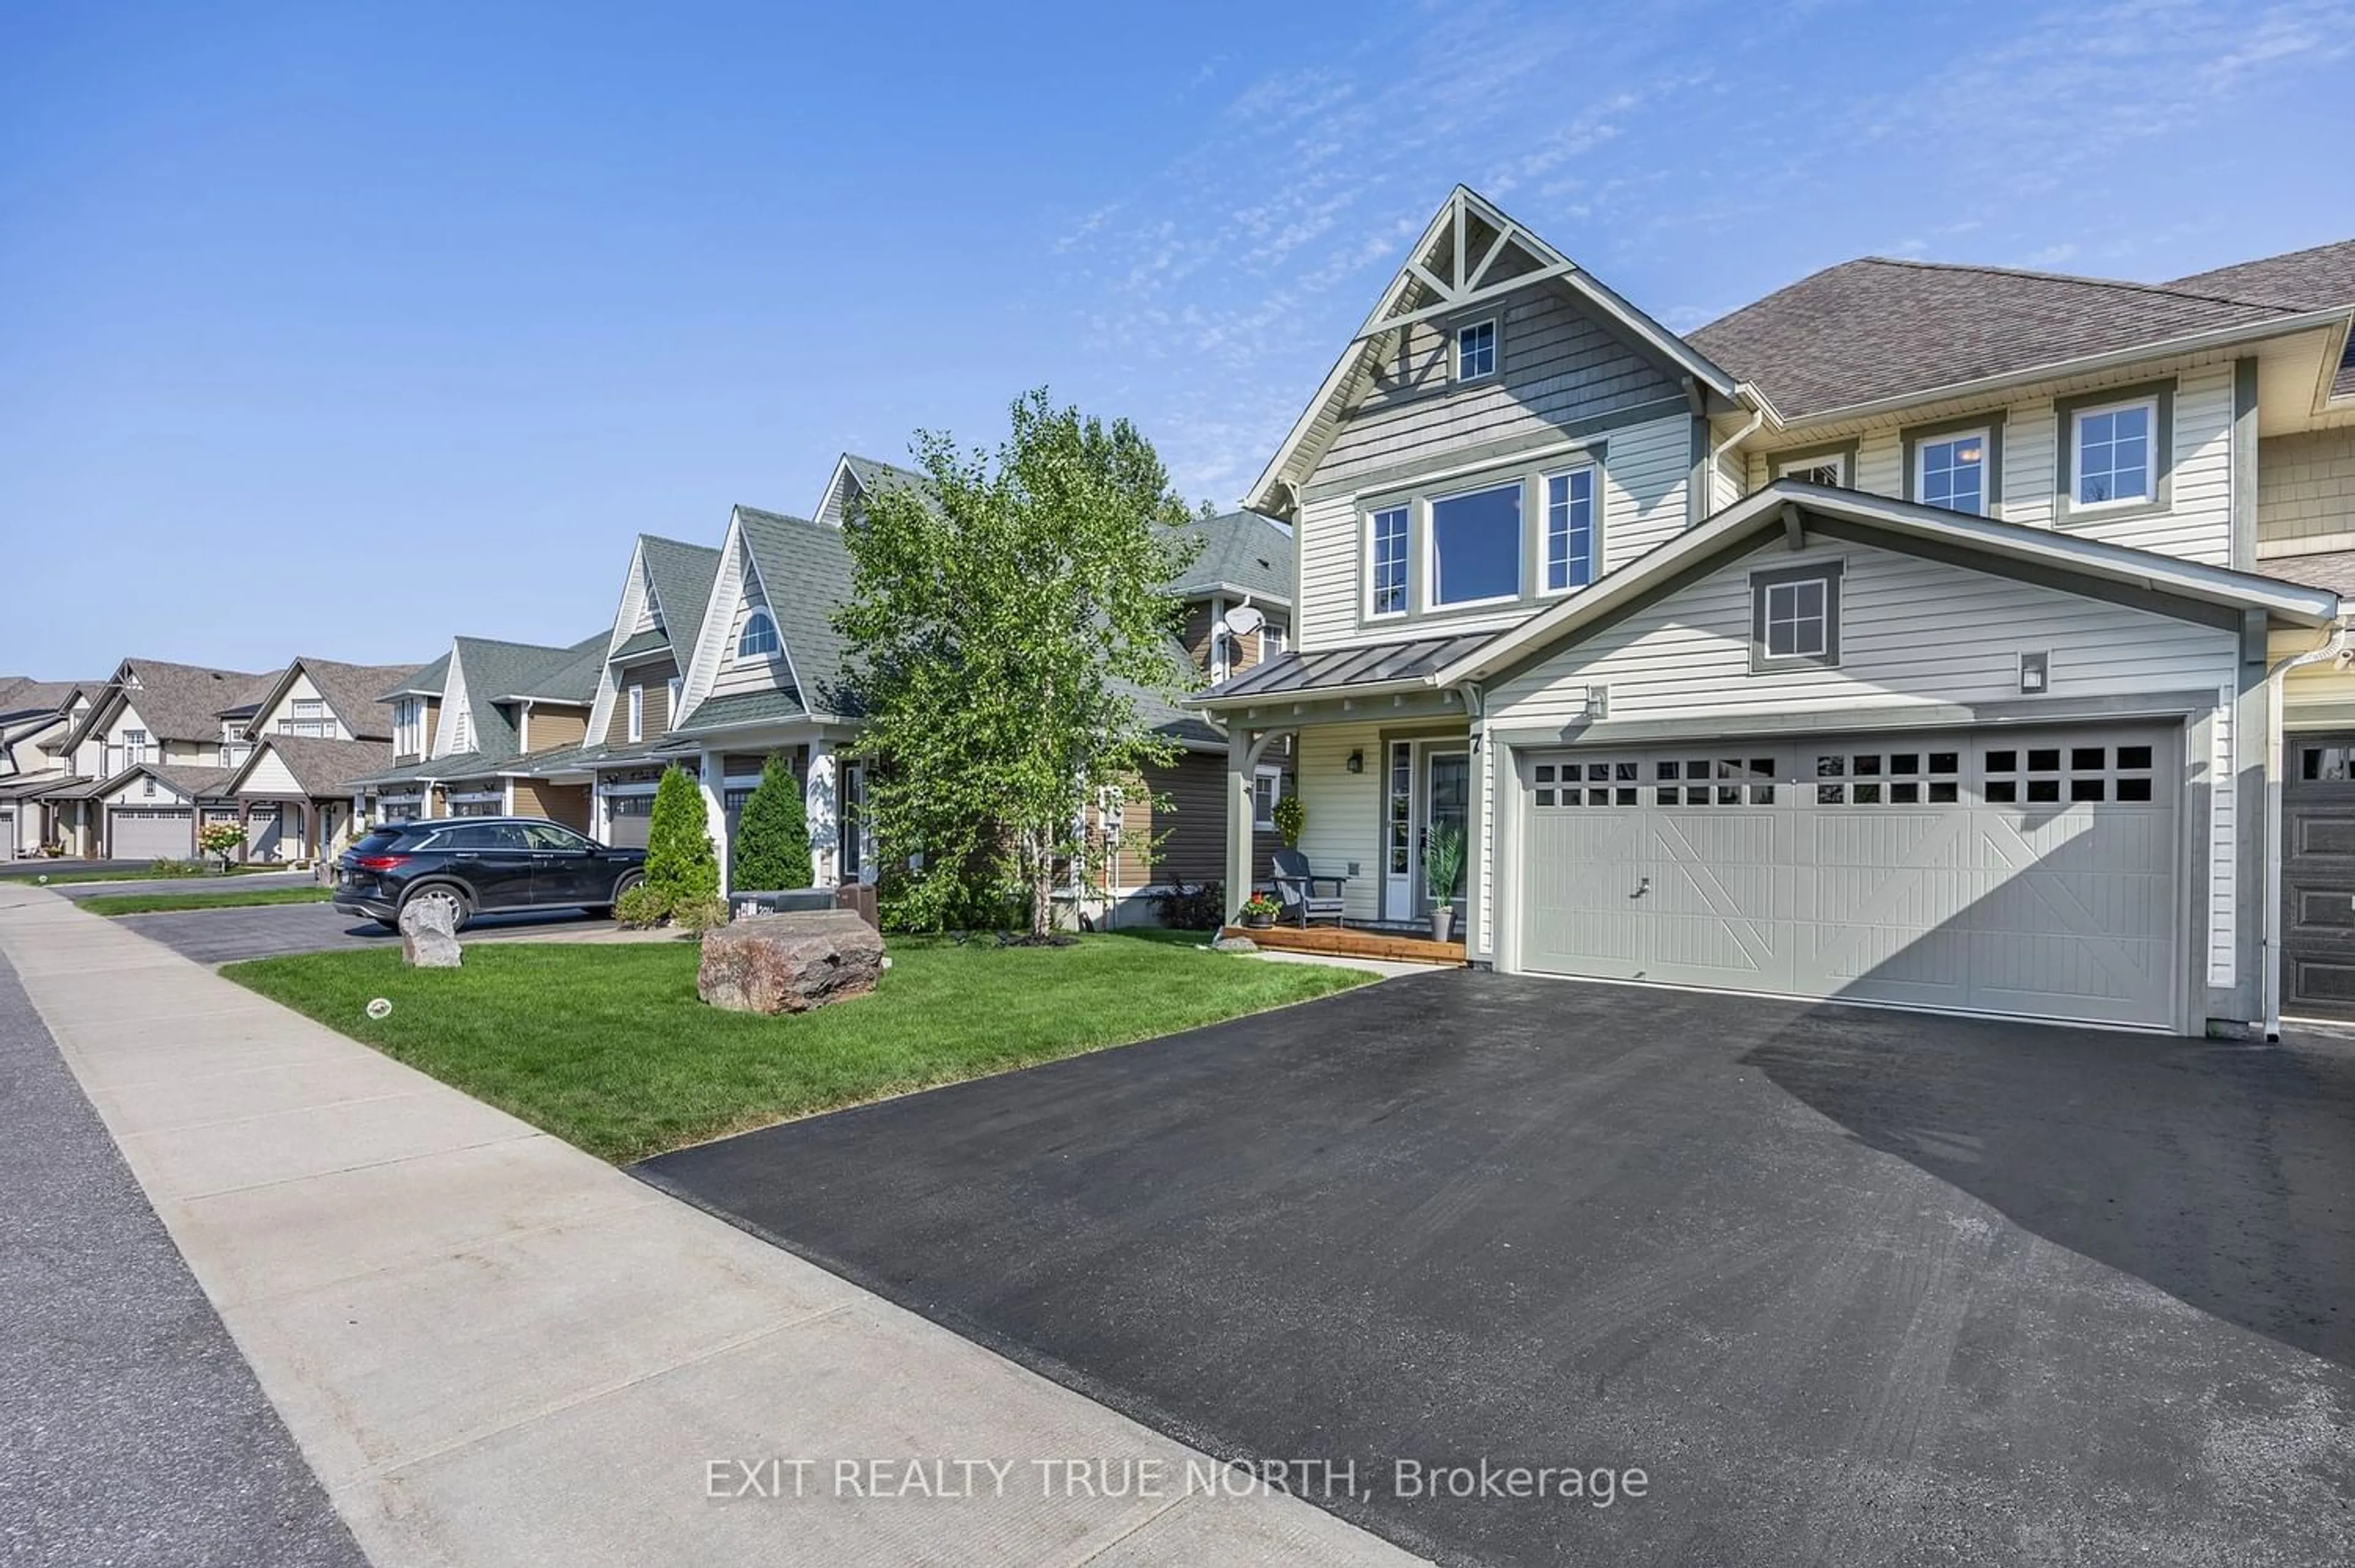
<box><xmin>1271</xmin><ymin>794</ymin><xmax>1305</xmax><ymax>849</ymax></box>
<box><xmin>1423</xmin><ymin>822</ymin><xmax>1465</xmax><ymax>943</ymax></box>
<box><xmin>1239</xmin><ymin>892</ymin><xmax>1280</xmax><ymax>930</ymax></box>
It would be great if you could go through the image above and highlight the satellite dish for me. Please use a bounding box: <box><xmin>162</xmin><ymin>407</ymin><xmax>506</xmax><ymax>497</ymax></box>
<box><xmin>1221</xmin><ymin>603</ymin><xmax>1266</xmax><ymax>638</ymax></box>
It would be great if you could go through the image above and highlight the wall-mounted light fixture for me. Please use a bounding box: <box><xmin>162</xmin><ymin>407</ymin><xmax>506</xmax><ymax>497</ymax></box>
<box><xmin>2018</xmin><ymin>651</ymin><xmax>2050</xmax><ymax>695</ymax></box>
<box><xmin>1346</xmin><ymin>749</ymin><xmax>1364</xmax><ymax>773</ymax></box>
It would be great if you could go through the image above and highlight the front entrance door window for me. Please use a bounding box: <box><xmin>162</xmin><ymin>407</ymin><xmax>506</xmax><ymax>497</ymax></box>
<box><xmin>1384</xmin><ymin>742</ymin><xmax>1414</xmax><ymax>917</ymax></box>
<box><xmin>1424</xmin><ymin>750</ymin><xmax>1469</xmax><ymax>915</ymax></box>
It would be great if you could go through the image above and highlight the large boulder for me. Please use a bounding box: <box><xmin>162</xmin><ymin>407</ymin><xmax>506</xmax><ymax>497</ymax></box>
<box><xmin>698</xmin><ymin>909</ymin><xmax>883</xmax><ymax>1015</ymax></box>
<box><xmin>399</xmin><ymin>898</ymin><xmax>463</xmax><ymax>968</ymax></box>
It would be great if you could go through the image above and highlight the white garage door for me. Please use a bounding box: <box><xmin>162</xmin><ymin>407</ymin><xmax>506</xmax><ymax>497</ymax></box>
<box><xmin>110</xmin><ymin>807</ymin><xmax>194</xmax><ymax>860</ymax></box>
<box><xmin>0</xmin><ymin>809</ymin><xmax>14</xmax><ymax>860</ymax></box>
<box><xmin>606</xmin><ymin>794</ymin><xmax>653</xmax><ymax>849</ymax></box>
<box><xmin>1517</xmin><ymin>727</ymin><xmax>2180</xmax><ymax>1028</ymax></box>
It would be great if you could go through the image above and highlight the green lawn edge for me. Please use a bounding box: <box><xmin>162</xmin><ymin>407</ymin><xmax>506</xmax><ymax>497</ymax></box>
<box><xmin>86</xmin><ymin>887</ymin><xmax>335</xmax><ymax>916</ymax></box>
<box><xmin>1</xmin><ymin>864</ymin><xmax>286</xmax><ymax>884</ymax></box>
<box><xmin>223</xmin><ymin>935</ymin><xmax>1372</xmax><ymax>1163</ymax></box>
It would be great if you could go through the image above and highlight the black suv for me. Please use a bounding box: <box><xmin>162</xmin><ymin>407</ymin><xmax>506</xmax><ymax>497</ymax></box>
<box><xmin>333</xmin><ymin>817</ymin><xmax>645</xmax><ymax>930</ymax></box>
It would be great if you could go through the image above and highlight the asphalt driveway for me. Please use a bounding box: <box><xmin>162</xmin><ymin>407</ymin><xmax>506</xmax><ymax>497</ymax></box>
<box><xmin>113</xmin><ymin>900</ymin><xmax>612</xmax><ymax>965</ymax></box>
<box><xmin>641</xmin><ymin>971</ymin><xmax>2355</xmax><ymax>1568</ymax></box>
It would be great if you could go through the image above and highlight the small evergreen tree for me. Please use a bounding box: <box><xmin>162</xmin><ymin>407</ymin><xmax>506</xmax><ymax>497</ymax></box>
<box><xmin>642</xmin><ymin>765</ymin><xmax>719</xmax><ymax>911</ymax></box>
<box><xmin>732</xmin><ymin>753</ymin><xmax>813</xmax><ymax>890</ymax></box>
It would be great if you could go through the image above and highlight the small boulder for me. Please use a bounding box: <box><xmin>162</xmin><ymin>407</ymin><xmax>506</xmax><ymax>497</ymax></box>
<box><xmin>1209</xmin><ymin>935</ymin><xmax>1260</xmax><ymax>954</ymax></box>
<box><xmin>399</xmin><ymin>898</ymin><xmax>463</xmax><ymax>968</ymax></box>
<box><xmin>699</xmin><ymin>909</ymin><xmax>884</xmax><ymax>1015</ymax></box>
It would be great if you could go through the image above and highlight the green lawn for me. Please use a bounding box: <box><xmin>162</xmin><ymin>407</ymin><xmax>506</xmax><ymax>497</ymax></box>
<box><xmin>85</xmin><ymin>886</ymin><xmax>334</xmax><ymax>916</ymax></box>
<box><xmin>223</xmin><ymin>935</ymin><xmax>1368</xmax><ymax>1162</ymax></box>
<box><xmin>1</xmin><ymin>863</ymin><xmax>281</xmax><ymax>884</ymax></box>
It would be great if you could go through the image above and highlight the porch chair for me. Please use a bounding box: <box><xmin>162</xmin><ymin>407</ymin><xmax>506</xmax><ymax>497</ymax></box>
<box><xmin>1269</xmin><ymin>847</ymin><xmax>1348</xmax><ymax>928</ymax></box>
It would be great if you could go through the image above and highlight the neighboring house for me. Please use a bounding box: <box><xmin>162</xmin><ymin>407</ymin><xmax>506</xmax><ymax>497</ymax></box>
<box><xmin>1194</xmin><ymin>186</ymin><xmax>2355</xmax><ymax>1036</ymax></box>
<box><xmin>218</xmin><ymin>656</ymin><xmax>427</xmax><ymax>862</ymax></box>
<box><xmin>47</xmin><ymin>659</ymin><xmax>280</xmax><ymax>859</ymax></box>
<box><xmin>521</xmin><ymin>534</ymin><xmax>722</xmax><ymax>850</ymax></box>
<box><xmin>348</xmin><ymin>635</ymin><xmax>604</xmax><ymax>828</ymax></box>
<box><xmin>0</xmin><ymin>678</ymin><xmax>97</xmax><ymax>858</ymax></box>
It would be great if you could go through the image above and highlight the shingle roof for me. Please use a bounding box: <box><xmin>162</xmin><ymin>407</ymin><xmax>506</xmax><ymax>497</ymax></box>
<box><xmin>1688</xmin><ymin>258</ymin><xmax>2307</xmax><ymax>420</ymax></box>
<box><xmin>610</xmin><ymin>630</ymin><xmax>670</xmax><ymax>662</ymax></box>
<box><xmin>668</xmin><ymin>687</ymin><xmax>807</xmax><ymax>735</ymax></box>
<box><xmin>240</xmin><ymin>736</ymin><xmax>392</xmax><ymax>797</ymax></box>
<box><xmin>91</xmin><ymin>761</ymin><xmax>239</xmax><ymax>802</ymax></box>
<box><xmin>640</xmin><ymin>535</ymin><xmax>722</xmax><ymax>659</ymax></box>
<box><xmin>259</xmin><ymin>657</ymin><xmax>428</xmax><ymax>741</ymax></box>
<box><xmin>2255</xmin><ymin>551</ymin><xmax>2355</xmax><ymax>597</ymax></box>
<box><xmin>448</xmin><ymin>636</ymin><xmax>601</xmax><ymax>762</ymax></box>
<box><xmin>377</xmin><ymin>652</ymin><xmax>450</xmax><ymax>701</ymax></box>
<box><xmin>1163</xmin><ymin>511</ymin><xmax>1295</xmax><ymax>604</ymax></box>
<box><xmin>0</xmin><ymin>678</ymin><xmax>90</xmax><ymax>724</ymax></box>
<box><xmin>95</xmin><ymin>660</ymin><xmax>277</xmax><ymax>744</ymax></box>
<box><xmin>2170</xmin><ymin>239</ymin><xmax>2355</xmax><ymax>400</ymax></box>
<box><xmin>505</xmin><ymin>634</ymin><xmax>608</xmax><ymax>703</ymax></box>
<box><xmin>736</xmin><ymin>506</ymin><xmax>857</xmax><ymax>716</ymax></box>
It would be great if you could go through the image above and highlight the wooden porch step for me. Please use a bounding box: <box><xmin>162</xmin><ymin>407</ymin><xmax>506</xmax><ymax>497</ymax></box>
<box><xmin>1223</xmin><ymin>924</ymin><xmax>1468</xmax><ymax>966</ymax></box>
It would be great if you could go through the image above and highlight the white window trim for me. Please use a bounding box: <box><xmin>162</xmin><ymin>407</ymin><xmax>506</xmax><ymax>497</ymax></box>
<box><xmin>1365</xmin><ymin>504</ymin><xmax>1411</xmax><ymax>621</ymax></box>
<box><xmin>2067</xmin><ymin>395</ymin><xmax>2160</xmax><ymax>513</ymax></box>
<box><xmin>1912</xmin><ymin>428</ymin><xmax>1991</xmax><ymax>518</ymax></box>
<box><xmin>1454</xmin><ymin>318</ymin><xmax>1497</xmax><ymax>383</ymax></box>
<box><xmin>1538</xmin><ymin>462</ymin><xmax>1600</xmax><ymax>599</ymax></box>
<box><xmin>1423</xmin><ymin>478</ymin><xmax>1525</xmax><ymax>613</ymax></box>
<box><xmin>1252</xmin><ymin>767</ymin><xmax>1283</xmax><ymax>831</ymax></box>
<box><xmin>626</xmin><ymin>685</ymin><xmax>644</xmax><ymax>743</ymax></box>
<box><xmin>1774</xmin><ymin>453</ymin><xmax>1848</xmax><ymax>486</ymax></box>
<box><xmin>665</xmin><ymin>676</ymin><xmax>682</xmax><ymax>724</ymax></box>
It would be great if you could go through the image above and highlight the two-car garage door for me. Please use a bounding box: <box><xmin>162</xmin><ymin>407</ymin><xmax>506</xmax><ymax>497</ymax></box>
<box><xmin>108</xmin><ymin>807</ymin><xmax>194</xmax><ymax>861</ymax></box>
<box><xmin>1515</xmin><ymin>727</ymin><xmax>2179</xmax><ymax>1028</ymax></box>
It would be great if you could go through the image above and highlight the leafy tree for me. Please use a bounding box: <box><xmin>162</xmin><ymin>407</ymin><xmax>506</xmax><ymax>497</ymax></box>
<box><xmin>732</xmin><ymin>753</ymin><xmax>813</xmax><ymax>890</ymax></box>
<box><xmin>836</xmin><ymin>388</ymin><xmax>1199</xmax><ymax>938</ymax></box>
<box><xmin>641</xmin><ymin>764</ymin><xmax>718</xmax><ymax>914</ymax></box>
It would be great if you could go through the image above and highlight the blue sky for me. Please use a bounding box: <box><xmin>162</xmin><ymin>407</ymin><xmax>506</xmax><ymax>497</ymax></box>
<box><xmin>3</xmin><ymin>0</ymin><xmax>2349</xmax><ymax>676</ymax></box>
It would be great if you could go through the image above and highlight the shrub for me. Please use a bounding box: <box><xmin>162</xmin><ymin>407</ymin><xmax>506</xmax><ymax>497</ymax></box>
<box><xmin>149</xmin><ymin>857</ymin><xmax>210</xmax><ymax>878</ymax></box>
<box><xmin>614</xmin><ymin>882</ymin><xmax>671</xmax><ymax>928</ymax></box>
<box><xmin>1146</xmin><ymin>880</ymin><xmax>1224</xmax><ymax>931</ymax></box>
<box><xmin>731</xmin><ymin>754</ymin><xmax>812</xmax><ymax>890</ymax></box>
<box><xmin>196</xmin><ymin>821</ymin><xmax>247</xmax><ymax>871</ymax></box>
<box><xmin>671</xmin><ymin>895</ymin><xmax>732</xmax><ymax>936</ymax></box>
<box><xmin>1271</xmin><ymin>794</ymin><xmax>1304</xmax><ymax>848</ymax></box>
<box><xmin>643</xmin><ymin>766</ymin><xmax>719</xmax><ymax>907</ymax></box>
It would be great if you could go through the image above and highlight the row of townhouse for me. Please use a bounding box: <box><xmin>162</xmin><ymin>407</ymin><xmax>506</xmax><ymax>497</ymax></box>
<box><xmin>329</xmin><ymin>457</ymin><xmax>1302</xmax><ymax>917</ymax></box>
<box><xmin>1189</xmin><ymin>186</ymin><xmax>2355</xmax><ymax>1037</ymax></box>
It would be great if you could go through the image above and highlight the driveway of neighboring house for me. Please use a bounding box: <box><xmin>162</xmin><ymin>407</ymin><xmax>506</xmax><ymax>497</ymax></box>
<box><xmin>56</xmin><ymin>872</ymin><xmax>315</xmax><ymax>901</ymax></box>
<box><xmin>117</xmin><ymin>901</ymin><xmax>613</xmax><ymax>965</ymax></box>
<box><xmin>642</xmin><ymin>971</ymin><xmax>2355</xmax><ymax>1568</ymax></box>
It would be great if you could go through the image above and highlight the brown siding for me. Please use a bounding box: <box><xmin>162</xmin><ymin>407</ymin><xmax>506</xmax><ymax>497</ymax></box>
<box><xmin>1181</xmin><ymin>600</ymin><xmax>1288</xmax><ymax>679</ymax></box>
<box><xmin>1100</xmin><ymin>753</ymin><xmax>1284</xmax><ymax>890</ymax></box>
<box><xmin>513</xmin><ymin>779</ymin><xmax>591</xmax><ymax>832</ymax></box>
<box><xmin>607</xmin><ymin>657</ymin><xmax>680</xmax><ymax>746</ymax></box>
<box><xmin>528</xmin><ymin>706</ymin><xmax>589</xmax><ymax>754</ymax></box>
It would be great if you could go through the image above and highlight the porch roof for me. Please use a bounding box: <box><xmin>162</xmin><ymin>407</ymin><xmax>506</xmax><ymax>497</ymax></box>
<box><xmin>1189</xmin><ymin>633</ymin><xmax>1493</xmax><ymax>709</ymax></box>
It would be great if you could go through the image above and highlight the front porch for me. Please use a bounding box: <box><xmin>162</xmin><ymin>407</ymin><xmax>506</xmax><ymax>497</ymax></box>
<box><xmin>1224</xmin><ymin>920</ymin><xmax>1468</xmax><ymax>966</ymax></box>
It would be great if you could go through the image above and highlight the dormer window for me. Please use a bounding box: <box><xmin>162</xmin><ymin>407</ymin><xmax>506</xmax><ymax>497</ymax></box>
<box><xmin>737</xmin><ymin>610</ymin><xmax>780</xmax><ymax>659</ymax></box>
<box><xmin>1455</xmin><ymin>319</ymin><xmax>1496</xmax><ymax>382</ymax></box>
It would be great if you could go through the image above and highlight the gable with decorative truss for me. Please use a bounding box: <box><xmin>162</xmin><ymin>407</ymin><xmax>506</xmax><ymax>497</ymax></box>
<box><xmin>1248</xmin><ymin>186</ymin><xmax>1740</xmax><ymax>518</ymax></box>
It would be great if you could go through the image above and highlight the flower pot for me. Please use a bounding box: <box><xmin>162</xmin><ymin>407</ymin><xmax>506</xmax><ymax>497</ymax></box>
<box><xmin>1244</xmin><ymin>911</ymin><xmax>1274</xmax><ymax>930</ymax></box>
<box><xmin>1428</xmin><ymin>908</ymin><xmax>1455</xmax><ymax>943</ymax></box>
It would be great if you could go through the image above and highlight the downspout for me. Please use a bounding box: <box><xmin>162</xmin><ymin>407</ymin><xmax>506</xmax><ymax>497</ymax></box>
<box><xmin>2264</xmin><ymin>623</ymin><xmax>2348</xmax><ymax>1041</ymax></box>
<box><xmin>1707</xmin><ymin>391</ymin><xmax>1767</xmax><ymax>478</ymax></box>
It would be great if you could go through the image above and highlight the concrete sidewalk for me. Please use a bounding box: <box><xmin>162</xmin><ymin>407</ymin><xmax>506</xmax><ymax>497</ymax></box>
<box><xmin>0</xmin><ymin>882</ymin><xmax>1420</xmax><ymax>1568</ymax></box>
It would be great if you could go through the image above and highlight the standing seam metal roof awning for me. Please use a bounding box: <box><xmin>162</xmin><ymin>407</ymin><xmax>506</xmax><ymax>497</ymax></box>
<box><xmin>1192</xmin><ymin>633</ymin><xmax>1494</xmax><ymax>705</ymax></box>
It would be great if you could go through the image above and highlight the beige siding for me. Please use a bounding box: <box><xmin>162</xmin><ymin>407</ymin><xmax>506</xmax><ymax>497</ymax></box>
<box><xmin>513</xmin><ymin>778</ymin><xmax>591</xmax><ymax>832</ymax></box>
<box><xmin>526</xmin><ymin>706</ymin><xmax>588</xmax><ymax>754</ymax></box>
<box><xmin>710</xmin><ymin>547</ymin><xmax>791</xmax><ymax>700</ymax></box>
<box><xmin>239</xmin><ymin>749</ymin><xmax>302</xmax><ymax>797</ymax></box>
<box><xmin>1293</xmin><ymin>724</ymin><xmax>1384</xmax><ymax>924</ymax></box>
<box><xmin>605</xmin><ymin>658</ymin><xmax>680</xmax><ymax>746</ymax></box>
<box><xmin>2257</xmin><ymin>427</ymin><xmax>2355</xmax><ymax>551</ymax></box>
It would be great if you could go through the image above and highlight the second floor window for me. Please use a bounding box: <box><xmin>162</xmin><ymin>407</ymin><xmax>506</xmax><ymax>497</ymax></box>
<box><xmin>1544</xmin><ymin>467</ymin><xmax>1596</xmax><ymax>593</ymax></box>
<box><xmin>1428</xmin><ymin>481</ymin><xmax>1522</xmax><ymax>608</ymax></box>
<box><xmin>123</xmin><ymin>729</ymin><xmax>148</xmax><ymax>765</ymax></box>
<box><xmin>667</xmin><ymin>676</ymin><xmax>682</xmax><ymax>725</ymax></box>
<box><xmin>1775</xmin><ymin>451</ymin><xmax>1848</xmax><ymax>487</ymax></box>
<box><xmin>1456</xmin><ymin>319</ymin><xmax>1496</xmax><ymax>381</ymax></box>
<box><xmin>627</xmin><ymin>686</ymin><xmax>644</xmax><ymax>743</ymax></box>
<box><xmin>279</xmin><ymin>697</ymin><xmax>333</xmax><ymax>738</ymax></box>
<box><xmin>2074</xmin><ymin>400</ymin><xmax>2154</xmax><ymax>507</ymax></box>
<box><xmin>1370</xmin><ymin>507</ymin><xmax>1409</xmax><ymax>618</ymax></box>
<box><xmin>1917</xmin><ymin>432</ymin><xmax>1987</xmax><ymax>515</ymax></box>
<box><xmin>393</xmin><ymin>699</ymin><xmax>422</xmax><ymax>755</ymax></box>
